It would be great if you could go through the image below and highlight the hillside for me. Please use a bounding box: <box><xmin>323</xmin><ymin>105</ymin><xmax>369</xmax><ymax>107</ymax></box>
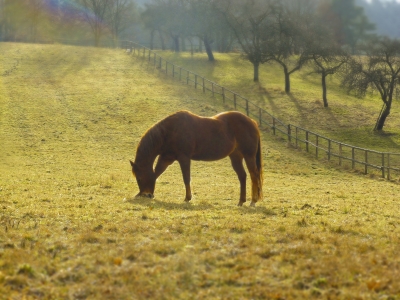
<box><xmin>0</xmin><ymin>43</ymin><xmax>400</xmax><ymax>299</ymax></box>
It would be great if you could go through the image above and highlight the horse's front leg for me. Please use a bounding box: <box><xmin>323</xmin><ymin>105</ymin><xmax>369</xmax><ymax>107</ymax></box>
<box><xmin>154</xmin><ymin>155</ymin><xmax>175</xmax><ymax>178</ymax></box>
<box><xmin>178</xmin><ymin>157</ymin><xmax>192</xmax><ymax>202</ymax></box>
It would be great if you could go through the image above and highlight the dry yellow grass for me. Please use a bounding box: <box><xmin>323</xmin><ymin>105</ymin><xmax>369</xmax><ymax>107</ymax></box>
<box><xmin>0</xmin><ymin>43</ymin><xmax>400</xmax><ymax>299</ymax></box>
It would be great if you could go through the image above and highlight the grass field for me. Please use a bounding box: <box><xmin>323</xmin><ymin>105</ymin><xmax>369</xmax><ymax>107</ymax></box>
<box><xmin>1</xmin><ymin>43</ymin><xmax>400</xmax><ymax>299</ymax></box>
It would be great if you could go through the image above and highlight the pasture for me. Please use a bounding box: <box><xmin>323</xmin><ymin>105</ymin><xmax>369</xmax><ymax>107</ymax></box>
<box><xmin>0</xmin><ymin>43</ymin><xmax>400</xmax><ymax>299</ymax></box>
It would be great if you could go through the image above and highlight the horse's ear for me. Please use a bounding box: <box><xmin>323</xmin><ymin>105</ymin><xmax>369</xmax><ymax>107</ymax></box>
<box><xmin>129</xmin><ymin>160</ymin><xmax>136</xmax><ymax>177</ymax></box>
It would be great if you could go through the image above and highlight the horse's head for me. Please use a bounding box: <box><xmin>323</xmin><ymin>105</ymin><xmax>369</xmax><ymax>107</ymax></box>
<box><xmin>130</xmin><ymin>160</ymin><xmax>156</xmax><ymax>199</ymax></box>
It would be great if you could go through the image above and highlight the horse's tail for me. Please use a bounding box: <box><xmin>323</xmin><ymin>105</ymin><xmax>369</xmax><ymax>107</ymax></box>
<box><xmin>256</xmin><ymin>135</ymin><xmax>263</xmax><ymax>200</ymax></box>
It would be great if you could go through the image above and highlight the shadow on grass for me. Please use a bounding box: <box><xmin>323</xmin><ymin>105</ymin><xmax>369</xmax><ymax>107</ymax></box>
<box><xmin>287</xmin><ymin>92</ymin><xmax>343</xmax><ymax>129</ymax></box>
<box><xmin>128</xmin><ymin>197</ymin><xmax>277</xmax><ymax>216</ymax></box>
<box><xmin>127</xmin><ymin>197</ymin><xmax>214</xmax><ymax>211</ymax></box>
<box><xmin>238</xmin><ymin>205</ymin><xmax>278</xmax><ymax>216</ymax></box>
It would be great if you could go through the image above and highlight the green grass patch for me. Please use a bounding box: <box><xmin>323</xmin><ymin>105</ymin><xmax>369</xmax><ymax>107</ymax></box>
<box><xmin>0</xmin><ymin>43</ymin><xmax>400</xmax><ymax>299</ymax></box>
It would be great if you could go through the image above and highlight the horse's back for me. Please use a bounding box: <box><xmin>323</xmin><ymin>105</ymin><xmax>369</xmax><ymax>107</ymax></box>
<box><xmin>158</xmin><ymin>111</ymin><xmax>259</xmax><ymax>160</ymax></box>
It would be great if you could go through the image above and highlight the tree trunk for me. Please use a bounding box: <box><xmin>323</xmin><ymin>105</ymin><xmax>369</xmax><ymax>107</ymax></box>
<box><xmin>203</xmin><ymin>36</ymin><xmax>215</xmax><ymax>61</ymax></box>
<box><xmin>94</xmin><ymin>32</ymin><xmax>101</xmax><ymax>47</ymax></box>
<box><xmin>172</xmin><ymin>35</ymin><xmax>179</xmax><ymax>52</ymax></box>
<box><xmin>199</xmin><ymin>37</ymin><xmax>203</xmax><ymax>52</ymax></box>
<box><xmin>181</xmin><ymin>35</ymin><xmax>186</xmax><ymax>51</ymax></box>
<box><xmin>284</xmin><ymin>66</ymin><xmax>290</xmax><ymax>93</ymax></box>
<box><xmin>150</xmin><ymin>29</ymin><xmax>155</xmax><ymax>50</ymax></box>
<box><xmin>322</xmin><ymin>73</ymin><xmax>328</xmax><ymax>107</ymax></box>
<box><xmin>158</xmin><ymin>30</ymin><xmax>166</xmax><ymax>50</ymax></box>
<box><xmin>375</xmin><ymin>104</ymin><xmax>391</xmax><ymax>131</ymax></box>
<box><xmin>253</xmin><ymin>61</ymin><xmax>260</xmax><ymax>82</ymax></box>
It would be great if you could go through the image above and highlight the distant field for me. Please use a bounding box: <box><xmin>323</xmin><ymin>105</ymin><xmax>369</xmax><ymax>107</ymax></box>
<box><xmin>1</xmin><ymin>43</ymin><xmax>400</xmax><ymax>299</ymax></box>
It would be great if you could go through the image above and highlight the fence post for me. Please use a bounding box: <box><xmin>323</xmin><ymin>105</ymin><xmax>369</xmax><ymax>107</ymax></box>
<box><xmin>365</xmin><ymin>150</ymin><xmax>368</xmax><ymax>174</ymax></box>
<box><xmin>273</xmin><ymin>118</ymin><xmax>276</xmax><ymax>135</ymax></box>
<box><xmin>352</xmin><ymin>147</ymin><xmax>355</xmax><ymax>169</ymax></box>
<box><xmin>222</xmin><ymin>87</ymin><xmax>225</xmax><ymax>103</ymax></box>
<box><xmin>187</xmin><ymin>71</ymin><xmax>189</xmax><ymax>85</ymax></box>
<box><xmin>172</xmin><ymin>64</ymin><xmax>175</xmax><ymax>78</ymax></box>
<box><xmin>295</xmin><ymin>127</ymin><xmax>298</xmax><ymax>148</ymax></box>
<box><xmin>387</xmin><ymin>153</ymin><xmax>391</xmax><ymax>180</ymax></box>
<box><xmin>234</xmin><ymin>94</ymin><xmax>237</xmax><ymax>109</ymax></box>
<box><xmin>259</xmin><ymin>108</ymin><xmax>262</xmax><ymax>126</ymax></box>
<box><xmin>179</xmin><ymin>67</ymin><xmax>182</xmax><ymax>81</ymax></box>
<box><xmin>166</xmin><ymin>61</ymin><xmax>168</xmax><ymax>75</ymax></box>
<box><xmin>153</xmin><ymin>53</ymin><xmax>156</xmax><ymax>65</ymax></box>
<box><xmin>287</xmin><ymin>125</ymin><xmax>292</xmax><ymax>143</ymax></box>
<box><xmin>339</xmin><ymin>143</ymin><xmax>342</xmax><ymax>166</ymax></box>
<box><xmin>202</xmin><ymin>78</ymin><xmax>205</xmax><ymax>93</ymax></box>
<box><xmin>212</xmin><ymin>83</ymin><xmax>214</xmax><ymax>97</ymax></box>
<box><xmin>328</xmin><ymin>140</ymin><xmax>331</xmax><ymax>161</ymax></box>
<box><xmin>148</xmin><ymin>50</ymin><xmax>151</xmax><ymax>61</ymax></box>
<box><xmin>316</xmin><ymin>135</ymin><xmax>319</xmax><ymax>158</ymax></box>
<box><xmin>159</xmin><ymin>57</ymin><xmax>162</xmax><ymax>69</ymax></box>
<box><xmin>381</xmin><ymin>153</ymin><xmax>385</xmax><ymax>178</ymax></box>
<box><xmin>195</xmin><ymin>75</ymin><xmax>198</xmax><ymax>89</ymax></box>
<box><xmin>246</xmin><ymin>99</ymin><xmax>249</xmax><ymax>116</ymax></box>
<box><xmin>306</xmin><ymin>131</ymin><xmax>309</xmax><ymax>152</ymax></box>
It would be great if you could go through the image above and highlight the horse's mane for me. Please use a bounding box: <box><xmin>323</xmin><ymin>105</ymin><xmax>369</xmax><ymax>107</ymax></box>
<box><xmin>136</xmin><ymin>122</ymin><xmax>163</xmax><ymax>160</ymax></box>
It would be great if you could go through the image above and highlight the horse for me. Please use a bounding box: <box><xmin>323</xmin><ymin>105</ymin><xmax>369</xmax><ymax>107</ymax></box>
<box><xmin>130</xmin><ymin>110</ymin><xmax>263</xmax><ymax>207</ymax></box>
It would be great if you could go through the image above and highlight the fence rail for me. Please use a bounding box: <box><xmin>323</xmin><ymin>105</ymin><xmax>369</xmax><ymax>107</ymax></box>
<box><xmin>122</xmin><ymin>40</ymin><xmax>400</xmax><ymax>181</ymax></box>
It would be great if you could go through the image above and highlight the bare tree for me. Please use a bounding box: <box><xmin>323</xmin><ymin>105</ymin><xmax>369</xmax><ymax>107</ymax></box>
<box><xmin>141</xmin><ymin>2</ymin><xmax>168</xmax><ymax>50</ymax></box>
<box><xmin>304</xmin><ymin>10</ymin><xmax>349</xmax><ymax>107</ymax></box>
<box><xmin>264</xmin><ymin>0</ymin><xmax>318</xmax><ymax>93</ymax></box>
<box><xmin>108</xmin><ymin>0</ymin><xmax>136</xmax><ymax>46</ymax></box>
<box><xmin>220</xmin><ymin>0</ymin><xmax>278</xmax><ymax>82</ymax></box>
<box><xmin>341</xmin><ymin>38</ymin><xmax>400</xmax><ymax>131</ymax></box>
<box><xmin>80</xmin><ymin>0</ymin><xmax>113</xmax><ymax>47</ymax></box>
<box><xmin>309</xmin><ymin>46</ymin><xmax>349</xmax><ymax>107</ymax></box>
<box><xmin>27</xmin><ymin>0</ymin><xmax>45</xmax><ymax>42</ymax></box>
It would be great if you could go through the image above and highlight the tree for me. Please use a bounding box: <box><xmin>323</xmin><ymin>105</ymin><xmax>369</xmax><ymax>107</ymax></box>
<box><xmin>220</xmin><ymin>0</ymin><xmax>278</xmax><ymax>82</ymax></box>
<box><xmin>188</xmin><ymin>0</ymin><xmax>219</xmax><ymax>61</ymax></box>
<box><xmin>143</xmin><ymin>0</ymin><xmax>189</xmax><ymax>52</ymax></box>
<box><xmin>80</xmin><ymin>0</ymin><xmax>113</xmax><ymax>47</ymax></box>
<box><xmin>141</xmin><ymin>2</ymin><xmax>168</xmax><ymax>50</ymax></box>
<box><xmin>27</xmin><ymin>0</ymin><xmax>46</xmax><ymax>42</ymax></box>
<box><xmin>309</xmin><ymin>46</ymin><xmax>348</xmax><ymax>107</ymax></box>
<box><xmin>304</xmin><ymin>8</ymin><xmax>349</xmax><ymax>107</ymax></box>
<box><xmin>341</xmin><ymin>38</ymin><xmax>400</xmax><ymax>131</ymax></box>
<box><xmin>108</xmin><ymin>0</ymin><xmax>137</xmax><ymax>46</ymax></box>
<box><xmin>317</xmin><ymin>0</ymin><xmax>375</xmax><ymax>53</ymax></box>
<box><xmin>264</xmin><ymin>0</ymin><xmax>317</xmax><ymax>93</ymax></box>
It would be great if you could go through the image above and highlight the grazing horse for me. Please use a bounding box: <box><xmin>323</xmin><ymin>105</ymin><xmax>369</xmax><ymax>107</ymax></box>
<box><xmin>130</xmin><ymin>110</ymin><xmax>263</xmax><ymax>207</ymax></box>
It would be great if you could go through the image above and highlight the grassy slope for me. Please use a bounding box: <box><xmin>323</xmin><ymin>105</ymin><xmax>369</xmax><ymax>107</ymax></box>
<box><xmin>0</xmin><ymin>43</ymin><xmax>400</xmax><ymax>299</ymax></box>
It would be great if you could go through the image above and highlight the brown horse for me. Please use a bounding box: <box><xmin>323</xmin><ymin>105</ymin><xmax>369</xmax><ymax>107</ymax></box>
<box><xmin>130</xmin><ymin>110</ymin><xmax>263</xmax><ymax>206</ymax></box>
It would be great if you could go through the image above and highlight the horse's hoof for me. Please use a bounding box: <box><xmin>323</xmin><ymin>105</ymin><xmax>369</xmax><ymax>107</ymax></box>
<box><xmin>238</xmin><ymin>202</ymin><xmax>244</xmax><ymax>207</ymax></box>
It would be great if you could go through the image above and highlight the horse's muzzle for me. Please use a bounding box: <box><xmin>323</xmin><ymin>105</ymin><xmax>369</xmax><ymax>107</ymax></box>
<box><xmin>135</xmin><ymin>193</ymin><xmax>154</xmax><ymax>199</ymax></box>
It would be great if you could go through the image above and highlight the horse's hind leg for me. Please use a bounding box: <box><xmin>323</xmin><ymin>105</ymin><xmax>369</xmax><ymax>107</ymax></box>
<box><xmin>229</xmin><ymin>150</ymin><xmax>247</xmax><ymax>206</ymax></box>
<box><xmin>244</xmin><ymin>156</ymin><xmax>262</xmax><ymax>207</ymax></box>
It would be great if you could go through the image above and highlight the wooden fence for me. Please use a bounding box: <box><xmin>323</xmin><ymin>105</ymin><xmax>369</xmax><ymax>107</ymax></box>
<box><xmin>122</xmin><ymin>40</ymin><xmax>400</xmax><ymax>180</ymax></box>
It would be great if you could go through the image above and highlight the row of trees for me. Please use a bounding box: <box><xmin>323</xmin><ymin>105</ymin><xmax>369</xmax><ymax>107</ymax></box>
<box><xmin>0</xmin><ymin>0</ymin><xmax>137</xmax><ymax>46</ymax></box>
<box><xmin>140</xmin><ymin>0</ymin><xmax>399</xmax><ymax>131</ymax></box>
